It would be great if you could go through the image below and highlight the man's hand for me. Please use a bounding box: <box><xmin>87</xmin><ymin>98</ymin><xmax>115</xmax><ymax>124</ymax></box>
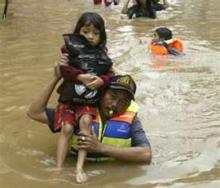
<box><xmin>58</xmin><ymin>52</ymin><xmax>69</xmax><ymax>66</ymax></box>
<box><xmin>54</xmin><ymin>62</ymin><xmax>61</xmax><ymax>80</ymax></box>
<box><xmin>54</xmin><ymin>52</ymin><xmax>69</xmax><ymax>80</ymax></box>
<box><xmin>77</xmin><ymin>128</ymin><xmax>101</xmax><ymax>153</ymax></box>
<box><xmin>54</xmin><ymin>52</ymin><xmax>67</xmax><ymax>80</ymax></box>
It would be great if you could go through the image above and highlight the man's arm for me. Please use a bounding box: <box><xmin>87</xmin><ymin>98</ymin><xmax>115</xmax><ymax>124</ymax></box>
<box><xmin>26</xmin><ymin>63</ymin><xmax>61</xmax><ymax>124</ymax></box>
<box><xmin>77</xmin><ymin>125</ymin><xmax>152</xmax><ymax>164</ymax></box>
<box><xmin>95</xmin><ymin>143</ymin><xmax>151</xmax><ymax>164</ymax></box>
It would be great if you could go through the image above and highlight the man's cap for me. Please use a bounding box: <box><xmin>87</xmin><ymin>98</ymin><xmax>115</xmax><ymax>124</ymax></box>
<box><xmin>109</xmin><ymin>75</ymin><xmax>136</xmax><ymax>99</ymax></box>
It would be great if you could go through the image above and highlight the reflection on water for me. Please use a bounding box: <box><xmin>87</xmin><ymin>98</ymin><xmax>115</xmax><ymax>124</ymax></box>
<box><xmin>0</xmin><ymin>0</ymin><xmax>220</xmax><ymax>187</ymax></box>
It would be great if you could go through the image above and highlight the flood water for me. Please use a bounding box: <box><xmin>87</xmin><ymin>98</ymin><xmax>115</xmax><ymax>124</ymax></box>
<box><xmin>0</xmin><ymin>0</ymin><xmax>220</xmax><ymax>187</ymax></box>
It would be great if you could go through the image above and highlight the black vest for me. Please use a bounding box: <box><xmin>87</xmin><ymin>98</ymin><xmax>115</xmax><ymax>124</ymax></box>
<box><xmin>59</xmin><ymin>34</ymin><xmax>112</xmax><ymax>105</ymax></box>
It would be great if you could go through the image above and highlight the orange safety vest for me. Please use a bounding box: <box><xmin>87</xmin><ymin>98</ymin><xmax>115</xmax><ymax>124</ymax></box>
<box><xmin>150</xmin><ymin>39</ymin><xmax>184</xmax><ymax>56</ymax></box>
<box><xmin>70</xmin><ymin>101</ymin><xmax>138</xmax><ymax>161</ymax></box>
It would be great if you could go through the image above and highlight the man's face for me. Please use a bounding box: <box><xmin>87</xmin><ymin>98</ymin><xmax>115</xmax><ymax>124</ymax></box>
<box><xmin>100</xmin><ymin>88</ymin><xmax>132</xmax><ymax>119</ymax></box>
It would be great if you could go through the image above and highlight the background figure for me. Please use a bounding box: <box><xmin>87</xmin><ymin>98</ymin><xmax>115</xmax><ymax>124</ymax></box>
<box><xmin>149</xmin><ymin>27</ymin><xmax>184</xmax><ymax>56</ymax></box>
<box><xmin>122</xmin><ymin>0</ymin><xmax>169</xmax><ymax>19</ymax></box>
<box><xmin>93</xmin><ymin>0</ymin><xmax>120</xmax><ymax>6</ymax></box>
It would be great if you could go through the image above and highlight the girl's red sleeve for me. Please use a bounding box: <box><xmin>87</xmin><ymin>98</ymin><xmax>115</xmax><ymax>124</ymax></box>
<box><xmin>60</xmin><ymin>65</ymin><xmax>83</xmax><ymax>83</ymax></box>
<box><xmin>99</xmin><ymin>66</ymin><xmax>115</xmax><ymax>88</ymax></box>
<box><xmin>60</xmin><ymin>45</ymin><xmax>115</xmax><ymax>86</ymax></box>
<box><xmin>60</xmin><ymin>45</ymin><xmax>83</xmax><ymax>83</ymax></box>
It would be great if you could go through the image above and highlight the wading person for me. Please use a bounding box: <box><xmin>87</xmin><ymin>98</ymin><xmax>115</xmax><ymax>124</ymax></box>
<box><xmin>121</xmin><ymin>0</ymin><xmax>169</xmax><ymax>19</ymax></box>
<box><xmin>27</xmin><ymin>61</ymin><xmax>152</xmax><ymax>183</ymax></box>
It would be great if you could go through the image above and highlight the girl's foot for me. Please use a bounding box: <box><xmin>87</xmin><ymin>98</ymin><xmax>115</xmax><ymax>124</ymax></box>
<box><xmin>75</xmin><ymin>168</ymin><xmax>88</xmax><ymax>183</ymax></box>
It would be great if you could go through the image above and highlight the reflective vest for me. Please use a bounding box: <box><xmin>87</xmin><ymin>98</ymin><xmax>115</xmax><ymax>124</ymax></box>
<box><xmin>150</xmin><ymin>39</ymin><xmax>184</xmax><ymax>56</ymax></box>
<box><xmin>69</xmin><ymin>101</ymin><xmax>139</xmax><ymax>161</ymax></box>
<box><xmin>59</xmin><ymin>33</ymin><xmax>112</xmax><ymax>105</ymax></box>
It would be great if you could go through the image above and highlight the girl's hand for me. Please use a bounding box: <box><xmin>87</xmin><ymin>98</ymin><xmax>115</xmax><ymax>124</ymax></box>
<box><xmin>77</xmin><ymin>73</ymin><xmax>95</xmax><ymax>85</ymax></box>
<box><xmin>86</xmin><ymin>76</ymin><xmax>104</xmax><ymax>90</ymax></box>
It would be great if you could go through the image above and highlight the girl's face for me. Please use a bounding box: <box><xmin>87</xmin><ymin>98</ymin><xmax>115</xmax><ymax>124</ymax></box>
<box><xmin>79</xmin><ymin>23</ymin><xmax>101</xmax><ymax>46</ymax></box>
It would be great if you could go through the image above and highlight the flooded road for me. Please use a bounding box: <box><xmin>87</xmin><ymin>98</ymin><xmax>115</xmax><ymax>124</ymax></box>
<box><xmin>0</xmin><ymin>0</ymin><xmax>220</xmax><ymax>187</ymax></box>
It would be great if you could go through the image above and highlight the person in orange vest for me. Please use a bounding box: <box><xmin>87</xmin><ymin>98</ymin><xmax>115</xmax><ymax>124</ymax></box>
<box><xmin>149</xmin><ymin>27</ymin><xmax>184</xmax><ymax>56</ymax></box>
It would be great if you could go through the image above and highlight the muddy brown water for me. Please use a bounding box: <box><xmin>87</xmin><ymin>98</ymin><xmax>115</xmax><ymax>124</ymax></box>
<box><xmin>0</xmin><ymin>0</ymin><xmax>220</xmax><ymax>187</ymax></box>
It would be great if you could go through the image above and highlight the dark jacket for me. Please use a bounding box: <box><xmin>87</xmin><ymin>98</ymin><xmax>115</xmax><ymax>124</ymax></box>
<box><xmin>127</xmin><ymin>0</ymin><xmax>166</xmax><ymax>19</ymax></box>
<box><xmin>58</xmin><ymin>34</ymin><xmax>113</xmax><ymax>105</ymax></box>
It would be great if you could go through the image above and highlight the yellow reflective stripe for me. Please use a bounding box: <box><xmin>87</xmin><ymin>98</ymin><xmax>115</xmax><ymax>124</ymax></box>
<box><xmin>97</xmin><ymin>112</ymin><xmax>102</xmax><ymax>141</ymax></box>
<box><xmin>127</xmin><ymin>100</ymin><xmax>139</xmax><ymax>112</ymax></box>
<box><xmin>130</xmin><ymin>100</ymin><xmax>139</xmax><ymax>112</ymax></box>
<box><xmin>102</xmin><ymin>137</ymin><xmax>131</xmax><ymax>147</ymax></box>
<box><xmin>70</xmin><ymin>135</ymin><xmax>78</xmax><ymax>149</ymax></box>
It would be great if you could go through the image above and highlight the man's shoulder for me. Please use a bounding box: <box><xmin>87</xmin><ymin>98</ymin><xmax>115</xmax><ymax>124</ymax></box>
<box><xmin>131</xmin><ymin>116</ymin><xmax>142</xmax><ymax>129</ymax></box>
<box><xmin>131</xmin><ymin>116</ymin><xmax>151</xmax><ymax>147</ymax></box>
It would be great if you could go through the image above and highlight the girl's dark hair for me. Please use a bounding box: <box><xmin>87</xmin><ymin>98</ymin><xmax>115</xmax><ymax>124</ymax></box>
<box><xmin>155</xmin><ymin>27</ymin><xmax>172</xmax><ymax>40</ymax></box>
<box><xmin>73</xmin><ymin>12</ymin><xmax>107</xmax><ymax>50</ymax></box>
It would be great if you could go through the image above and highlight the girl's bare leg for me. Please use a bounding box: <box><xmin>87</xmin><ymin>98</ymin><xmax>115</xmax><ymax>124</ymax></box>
<box><xmin>75</xmin><ymin>114</ymin><xmax>92</xmax><ymax>183</ymax></box>
<box><xmin>56</xmin><ymin>123</ymin><xmax>74</xmax><ymax>168</ymax></box>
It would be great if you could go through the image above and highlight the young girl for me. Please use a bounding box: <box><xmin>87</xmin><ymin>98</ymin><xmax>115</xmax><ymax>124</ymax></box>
<box><xmin>55</xmin><ymin>12</ymin><xmax>114</xmax><ymax>183</ymax></box>
<box><xmin>149</xmin><ymin>27</ymin><xmax>184</xmax><ymax>56</ymax></box>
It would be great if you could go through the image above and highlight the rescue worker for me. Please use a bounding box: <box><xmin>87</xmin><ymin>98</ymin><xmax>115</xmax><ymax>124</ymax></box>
<box><xmin>27</xmin><ymin>60</ymin><xmax>152</xmax><ymax>181</ymax></box>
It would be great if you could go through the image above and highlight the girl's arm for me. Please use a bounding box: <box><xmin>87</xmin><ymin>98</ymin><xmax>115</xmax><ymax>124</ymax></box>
<box><xmin>60</xmin><ymin>46</ymin><xmax>84</xmax><ymax>83</ymax></box>
<box><xmin>60</xmin><ymin>63</ymin><xmax>98</xmax><ymax>86</ymax></box>
<box><xmin>99</xmin><ymin>67</ymin><xmax>115</xmax><ymax>88</ymax></box>
<box><xmin>60</xmin><ymin>65</ymin><xmax>84</xmax><ymax>83</ymax></box>
<box><xmin>86</xmin><ymin>67</ymin><xmax>115</xmax><ymax>90</ymax></box>
<box><xmin>59</xmin><ymin>50</ymin><xmax>84</xmax><ymax>83</ymax></box>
